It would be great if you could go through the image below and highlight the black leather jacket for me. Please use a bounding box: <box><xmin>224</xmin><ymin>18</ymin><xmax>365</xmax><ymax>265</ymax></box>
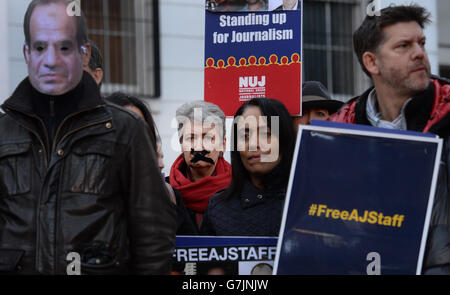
<box><xmin>0</xmin><ymin>73</ymin><xmax>176</xmax><ymax>274</ymax></box>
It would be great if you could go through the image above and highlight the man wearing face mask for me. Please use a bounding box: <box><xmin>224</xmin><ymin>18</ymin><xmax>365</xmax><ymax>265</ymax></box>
<box><xmin>0</xmin><ymin>0</ymin><xmax>176</xmax><ymax>274</ymax></box>
<box><xmin>169</xmin><ymin>101</ymin><xmax>232</xmax><ymax>231</ymax></box>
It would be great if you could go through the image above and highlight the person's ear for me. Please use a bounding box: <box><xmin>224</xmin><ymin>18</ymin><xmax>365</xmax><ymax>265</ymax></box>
<box><xmin>23</xmin><ymin>43</ymin><xmax>30</xmax><ymax>64</ymax></box>
<box><xmin>221</xmin><ymin>136</ymin><xmax>227</xmax><ymax>155</ymax></box>
<box><xmin>81</xmin><ymin>43</ymin><xmax>91</xmax><ymax>67</ymax></box>
<box><xmin>362</xmin><ymin>51</ymin><xmax>380</xmax><ymax>76</ymax></box>
<box><xmin>93</xmin><ymin>68</ymin><xmax>104</xmax><ymax>85</ymax></box>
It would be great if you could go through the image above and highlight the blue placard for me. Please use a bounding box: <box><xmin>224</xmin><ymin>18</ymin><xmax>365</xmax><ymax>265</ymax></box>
<box><xmin>274</xmin><ymin>125</ymin><xmax>442</xmax><ymax>275</ymax></box>
<box><xmin>205</xmin><ymin>10</ymin><xmax>301</xmax><ymax>62</ymax></box>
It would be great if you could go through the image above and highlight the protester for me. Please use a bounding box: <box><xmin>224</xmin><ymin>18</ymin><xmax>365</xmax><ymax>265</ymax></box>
<box><xmin>329</xmin><ymin>4</ymin><xmax>450</xmax><ymax>274</ymax></box>
<box><xmin>105</xmin><ymin>92</ymin><xmax>197</xmax><ymax>235</ymax></box>
<box><xmin>293</xmin><ymin>81</ymin><xmax>343</xmax><ymax>130</ymax></box>
<box><xmin>83</xmin><ymin>39</ymin><xmax>104</xmax><ymax>86</ymax></box>
<box><xmin>0</xmin><ymin>0</ymin><xmax>176</xmax><ymax>274</ymax></box>
<box><xmin>201</xmin><ymin>98</ymin><xmax>296</xmax><ymax>236</ymax></box>
<box><xmin>169</xmin><ymin>101</ymin><xmax>232</xmax><ymax>231</ymax></box>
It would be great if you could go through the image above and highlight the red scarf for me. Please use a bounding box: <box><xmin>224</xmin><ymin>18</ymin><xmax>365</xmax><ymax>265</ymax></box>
<box><xmin>169</xmin><ymin>155</ymin><xmax>232</xmax><ymax>213</ymax></box>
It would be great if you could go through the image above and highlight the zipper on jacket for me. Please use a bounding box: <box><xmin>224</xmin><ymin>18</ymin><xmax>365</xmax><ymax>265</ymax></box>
<box><xmin>51</xmin><ymin>105</ymin><xmax>106</xmax><ymax>153</ymax></box>
<box><xmin>6</xmin><ymin>104</ymin><xmax>110</xmax><ymax>274</ymax></box>
<box><xmin>49</xmin><ymin>97</ymin><xmax>57</xmax><ymax>153</ymax></box>
<box><xmin>50</xmin><ymin>104</ymin><xmax>108</xmax><ymax>274</ymax></box>
<box><xmin>49</xmin><ymin>98</ymin><xmax>55</xmax><ymax>118</ymax></box>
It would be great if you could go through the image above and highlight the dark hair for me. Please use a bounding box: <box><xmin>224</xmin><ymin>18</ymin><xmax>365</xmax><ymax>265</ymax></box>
<box><xmin>353</xmin><ymin>4</ymin><xmax>431</xmax><ymax>77</ymax></box>
<box><xmin>88</xmin><ymin>39</ymin><xmax>103</xmax><ymax>71</ymax></box>
<box><xmin>24</xmin><ymin>0</ymin><xmax>88</xmax><ymax>48</ymax></box>
<box><xmin>106</xmin><ymin>92</ymin><xmax>158</xmax><ymax>151</ymax></box>
<box><xmin>225</xmin><ymin>98</ymin><xmax>296</xmax><ymax>199</ymax></box>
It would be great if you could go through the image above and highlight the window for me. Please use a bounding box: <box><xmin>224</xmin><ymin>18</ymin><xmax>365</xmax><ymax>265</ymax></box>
<box><xmin>84</xmin><ymin>0</ymin><xmax>160</xmax><ymax>98</ymax></box>
<box><xmin>303</xmin><ymin>0</ymin><xmax>360</xmax><ymax>100</ymax></box>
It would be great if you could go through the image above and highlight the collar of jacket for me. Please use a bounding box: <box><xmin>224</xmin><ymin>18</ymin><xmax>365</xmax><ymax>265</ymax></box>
<box><xmin>1</xmin><ymin>72</ymin><xmax>111</xmax><ymax>156</ymax></box>
<box><xmin>240</xmin><ymin>177</ymin><xmax>286</xmax><ymax>209</ymax></box>
<box><xmin>232</xmin><ymin>159</ymin><xmax>288</xmax><ymax>196</ymax></box>
<box><xmin>352</xmin><ymin>84</ymin><xmax>435</xmax><ymax>132</ymax></box>
<box><xmin>2</xmin><ymin>71</ymin><xmax>104</xmax><ymax>116</ymax></box>
<box><xmin>261</xmin><ymin>162</ymin><xmax>289</xmax><ymax>191</ymax></box>
<box><xmin>333</xmin><ymin>78</ymin><xmax>450</xmax><ymax>136</ymax></box>
<box><xmin>30</xmin><ymin>80</ymin><xmax>83</xmax><ymax>122</ymax></box>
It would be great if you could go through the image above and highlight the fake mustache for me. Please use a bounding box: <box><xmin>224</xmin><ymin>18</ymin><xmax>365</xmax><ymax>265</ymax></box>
<box><xmin>190</xmin><ymin>149</ymin><xmax>215</xmax><ymax>165</ymax></box>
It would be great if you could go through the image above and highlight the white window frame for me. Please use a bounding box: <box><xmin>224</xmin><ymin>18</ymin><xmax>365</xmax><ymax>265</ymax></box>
<box><xmin>86</xmin><ymin>0</ymin><xmax>158</xmax><ymax>98</ymax></box>
<box><xmin>303</xmin><ymin>0</ymin><xmax>364</xmax><ymax>101</ymax></box>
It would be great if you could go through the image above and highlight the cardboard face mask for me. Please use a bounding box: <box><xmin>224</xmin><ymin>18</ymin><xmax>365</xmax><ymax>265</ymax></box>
<box><xmin>190</xmin><ymin>149</ymin><xmax>215</xmax><ymax>165</ymax></box>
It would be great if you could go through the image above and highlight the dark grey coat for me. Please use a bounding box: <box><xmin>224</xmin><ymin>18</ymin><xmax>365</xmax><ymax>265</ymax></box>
<box><xmin>201</xmin><ymin>179</ymin><xmax>286</xmax><ymax>237</ymax></box>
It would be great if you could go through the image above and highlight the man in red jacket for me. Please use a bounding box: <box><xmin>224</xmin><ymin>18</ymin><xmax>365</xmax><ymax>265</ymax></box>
<box><xmin>329</xmin><ymin>5</ymin><xmax>449</xmax><ymax>274</ymax></box>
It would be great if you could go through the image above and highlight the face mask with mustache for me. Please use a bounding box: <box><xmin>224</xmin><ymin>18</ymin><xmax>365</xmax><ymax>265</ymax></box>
<box><xmin>190</xmin><ymin>149</ymin><xmax>215</xmax><ymax>165</ymax></box>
